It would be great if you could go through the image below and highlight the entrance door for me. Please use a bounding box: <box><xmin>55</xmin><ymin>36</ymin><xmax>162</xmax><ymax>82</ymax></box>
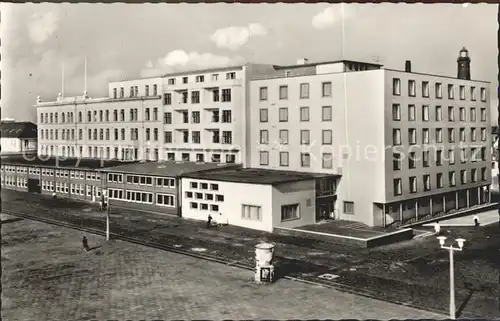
<box><xmin>316</xmin><ymin>198</ymin><xmax>335</xmax><ymax>222</ymax></box>
<box><xmin>27</xmin><ymin>178</ymin><xmax>41</xmax><ymax>194</ymax></box>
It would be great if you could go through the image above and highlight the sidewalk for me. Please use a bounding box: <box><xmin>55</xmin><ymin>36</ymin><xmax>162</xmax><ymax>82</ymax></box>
<box><xmin>2</xmin><ymin>190</ymin><xmax>499</xmax><ymax>318</ymax></box>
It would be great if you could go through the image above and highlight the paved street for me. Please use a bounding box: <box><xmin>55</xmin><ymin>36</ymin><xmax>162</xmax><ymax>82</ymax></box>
<box><xmin>2</xmin><ymin>189</ymin><xmax>499</xmax><ymax>318</ymax></box>
<box><xmin>1</xmin><ymin>215</ymin><xmax>445</xmax><ymax>320</ymax></box>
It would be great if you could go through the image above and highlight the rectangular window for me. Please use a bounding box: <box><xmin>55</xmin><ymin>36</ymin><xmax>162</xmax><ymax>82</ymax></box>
<box><xmin>280</xmin><ymin>152</ymin><xmax>289</xmax><ymax>167</ymax></box>
<box><xmin>459</xmin><ymin>85</ymin><xmax>465</xmax><ymax>100</ymax></box>
<box><xmin>448</xmin><ymin>149</ymin><xmax>455</xmax><ymax>165</ymax></box>
<box><xmin>470</xmin><ymin>108</ymin><xmax>476</xmax><ymax>122</ymax></box>
<box><xmin>448</xmin><ymin>128</ymin><xmax>455</xmax><ymax>143</ymax></box>
<box><xmin>393</xmin><ymin>178</ymin><xmax>402</xmax><ymax>196</ymax></box>
<box><xmin>393</xmin><ymin>153</ymin><xmax>402</xmax><ymax>171</ymax></box>
<box><xmin>191</xmin><ymin>91</ymin><xmax>200</xmax><ymax>104</ymax></box>
<box><xmin>470</xmin><ymin>128</ymin><xmax>476</xmax><ymax>142</ymax></box>
<box><xmin>392</xmin><ymin>104</ymin><xmax>401</xmax><ymax>121</ymax></box>
<box><xmin>322</xmin><ymin>82</ymin><xmax>332</xmax><ymax>97</ymax></box>
<box><xmin>408</xmin><ymin>80</ymin><xmax>416</xmax><ymax>97</ymax></box>
<box><xmin>435</xmin><ymin>105</ymin><xmax>442</xmax><ymax>121</ymax></box>
<box><xmin>322</xmin><ymin>130</ymin><xmax>332</xmax><ymax>145</ymax></box>
<box><xmin>480</xmin><ymin>87</ymin><xmax>487</xmax><ymax>102</ymax></box>
<box><xmin>241</xmin><ymin>204</ymin><xmax>261</xmax><ymax>221</ymax></box>
<box><xmin>460</xmin><ymin>170</ymin><xmax>467</xmax><ymax>184</ymax></box>
<box><xmin>259</xmin><ymin>109</ymin><xmax>268</xmax><ymax>122</ymax></box>
<box><xmin>459</xmin><ymin>128</ymin><xmax>466</xmax><ymax>142</ymax></box>
<box><xmin>279</xmin><ymin>108</ymin><xmax>288</xmax><ymax>122</ymax></box>
<box><xmin>409</xmin><ymin>152</ymin><xmax>416</xmax><ymax>169</ymax></box>
<box><xmin>459</xmin><ymin>107</ymin><xmax>466</xmax><ymax>121</ymax></box>
<box><xmin>156</xmin><ymin>193</ymin><xmax>175</xmax><ymax>207</ymax></box>
<box><xmin>481</xmin><ymin>127</ymin><xmax>487</xmax><ymax>141</ymax></box>
<box><xmin>393</xmin><ymin>78</ymin><xmax>401</xmax><ymax>96</ymax></box>
<box><xmin>259</xmin><ymin>87</ymin><xmax>268</xmax><ymax>101</ymax></box>
<box><xmin>435</xmin><ymin>83</ymin><xmax>442</xmax><ymax>99</ymax></box>
<box><xmin>301</xmin><ymin>153</ymin><xmax>310</xmax><ymax>167</ymax></box>
<box><xmin>436</xmin><ymin>128</ymin><xmax>443</xmax><ymax>143</ymax></box>
<box><xmin>471</xmin><ymin>168</ymin><xmax>477</xmax><ymax>182</ymax></box>
<box><xmin>322</xmin><ymin>153</ymin><xmax>333</xmax><ymax>169</ymax></box>
<box><xmin>408</xmin><ymin>104</ymin><xmax>416</xmax><ymax>121</ymax></box>
<box><xmin>470</xmin><ymin>86</ymin><xmax>476</xmax><ymax>101</ymax></box>
<box><xmin>409</xmin><ymin>176</ymin><xmax>417</xmax><ymax>193</ymax></box>
<box><xmin>259</xmin><ymin>151</ymin><xmax>269</xmax><ymax>165</ymax></box>
<box><xmin>480</xmin><ymin>108</ymin><xmax>487</xmax><ymax>122</ymax></box>
<box><xmin>221</xmin><ymin>89</ymin><xmax>231</xmax><ymax>102</ymax></box>
<box><xmin>281</xmin><ymin>204</ymin><xmax>299</xmax><ymax>221</ymax></box>
<box><xmin>460</xmin><ymin>148</ymin><xmax>467</xmax><ymax>163</ymax></box>
<box><xmin>408</xmin><ymin>128</ymin><xmax>417</xmax><ymax>145</ymax></box>
<box><xmin>423</xmin><ymin>174</ymin><xmax>431</xmax><ymax>191</ymax></box>
<box><xmin>279</xmin><ymin>85</ymin><xmax>288</xmax><ymax>100</ymax></box>
<box><xmin>300</xmin><ymin>83</ymin><xmax>309</xmax><ymax>99</ymax></box>
<box><xmin>343</xmin><ymin>201</ymin><xmax>354</xmax><ymax>215</ymax></box>
<box><xmin>437</xmin><ymin>173</ymin><xmax>443</xmax><ymax>188</ymax></box>
<box><xmin>436</xmin><ymin>150</ymin><xmax>443</xmax><ymax>166</ymax></box>
<box><xmin>423</xmin><ymin>150</ymin><xmax>430</xmax><ymax>167</ymax></box>
<box><xmin>448</xmin><ymin>106</ymin><xmax>454</xmax><ymax>121</ymax></box>
<box><xmin>322</xmin><ymin>106</ymin><xmax>332</xmax><ymax>121</ymax></box>
<box><xmin>393</xmin><ymin>129</ymin><xmax>401</xmax><ymax>145</ymax></box>
<box><xmin>422</xmin><ymin>105</ymin><xmax>429</xmax><ymax>121</ymax></box>
<box><xmin>300</xmin><ymin>130</ymin><xmax>310</xmax><ymax>145</ymax></box>
<box><xmin>279</xmin><ymin>130</ymin><xmax>288</xmax><ymax>145</ymax></box>
<box><xmin>481</xmin><ymin>167</ymin><xmax>487</xmax><ymax>181</ymax></box>
<box><xmin>422</xmin><ymin>81</ymin><xmax>429</xmax><ymax>97</ymax></box>
<box><xmin>300</xmin><ymin>107</ymin><xmax>309</xmax><ymax>121</ymax></box>
<box><xmin>448</xmin><ymin>84</ymin><xmax>454</xmax><ymax>99</ymax></box>
<box><xmin>422</xmin><ymin>128</ymin><xmax>429</xmax><ymax>144</ymax></box>
<box><xmin>260</xmin><ymin>130</ymin><xmax>269</xmax><ymax>144</ymax></box>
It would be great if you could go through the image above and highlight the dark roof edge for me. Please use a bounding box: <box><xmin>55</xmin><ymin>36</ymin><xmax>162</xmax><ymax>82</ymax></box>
<box><xmin>383</xmin><ymin>68</ymin><xmax>491</xmax><ymax>84</ymax></box>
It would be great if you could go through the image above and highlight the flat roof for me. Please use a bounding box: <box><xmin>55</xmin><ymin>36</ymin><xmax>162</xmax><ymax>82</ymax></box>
<box><xmin>101</xmin><ymin>160</ymin><xmax>242</xmax><ymax>177</ymax></box>
<box><xmin>0</xmin><ymin>156</ymin><xmax>135</xmax><ymax>170</ymax></box>
<box><xmin>182</xmin><ymin>168</ymin><xmax>337</xmax><ymax>185</ymax></box>
<box><xmin>273</xmin><ymin>59</ymin><xmax>383</xmax><ymax>70</ymax></box>
<box><xmin>383</xmin><ymin>68</ymin><xmax>491</xmax><ymax>84</ymax></box>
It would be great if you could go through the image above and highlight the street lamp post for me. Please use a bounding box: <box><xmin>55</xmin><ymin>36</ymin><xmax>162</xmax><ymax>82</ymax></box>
<box><xmin>106</xmin><ymin>203</ymin><xmax>110</xmax><ymax>241</ymax></box>
<box><xmin>437</xmin><ymin>236</ymin><xmax>466</xmax><ymax>319</ymax></box>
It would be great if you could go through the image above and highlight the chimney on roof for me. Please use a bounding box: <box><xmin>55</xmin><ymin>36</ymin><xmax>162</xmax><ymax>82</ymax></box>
<box><xmin>405</xmin><ymin>60</ymin><xmax>412</xmax><ymax>73</ymax></box>
<box><xmin>296</xmin><ymin>58</ymin><xmax>309</xmax><ymax>65</ymax></box>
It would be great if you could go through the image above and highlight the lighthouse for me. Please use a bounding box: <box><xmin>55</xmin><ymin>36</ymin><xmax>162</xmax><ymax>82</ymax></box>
<box><xmin>457</xmin><ymin>47</ymin><xmax>471</xmax><ymax>80</ymax></box>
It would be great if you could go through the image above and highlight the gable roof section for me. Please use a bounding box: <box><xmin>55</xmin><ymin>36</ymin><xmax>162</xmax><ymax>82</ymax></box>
<box><xmin>0</xmin><ymin>122</ymin><xmax>37</xmax><ymax>139</ymax></box>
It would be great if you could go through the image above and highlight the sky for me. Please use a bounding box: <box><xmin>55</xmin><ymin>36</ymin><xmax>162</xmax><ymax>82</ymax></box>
<box><xmin>1</xmin><ymin>3</ymin><xmax>498</xmax><ymax>124</ymax></box>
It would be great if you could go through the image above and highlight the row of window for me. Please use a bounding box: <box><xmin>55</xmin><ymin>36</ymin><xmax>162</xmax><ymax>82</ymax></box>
<box><xmin>189</xmin><ymin>202</ymin><xmax>220</xmax><ymax>212</ymax></box>
<box><xmin>259</xmin><ymin>151</ymin><xmax>332</xmax><ymax>169</ymax></box>
<box><xmin>163</xmin><ymin>88</ymin><xmax>232</xmax><ymax>105</ymax></box>
<box><xmin>393</xmin><ymin>168</ymin><xmax>488</xmax><ymax>196</ymax></box>
<box><xmin>38</xmin><ymin>146</ymin><xmax>238</xmax><ymax>164</ymax></box>
<box><xmin>260</xmin><ymin>129</ymin><xmax>333</xmax><ymax>145</ymax></box>
<box><xmin>108</xmin><ymin>188</ymin><xmax>175</xmax><ymax>207</ymax></box>
<box><xmin>259</xmin><ymin>106</ymin><xmax>333</xmax><ymax>123</ymax></box>
<box><xmin>259</xmin><ymin>82</ymin><xmax>333</xmax><ymax>101</ymax></box>
<box><xmin>168</xmin><ymin>110</ymin><xmax>232</xmax><ymax>125</ymax></box>
<box><xmin>165</xmin><ymin>130</ymin><xmax>233</xmax><ymax>145</ymax></box>
<box><xmin>393</xmin><ymin>148</ymin><xmax>487</xmax><ymax>170</ymax></box>
<box><xmin>185</xmin><ymin>191</ymin><xmax>224</xmax><ymax>201</ymax></box>
<box><xmin>393</xmin><ymin>79</ymin><xmax>487</xmax><ymax>101</ymax></box>
<box><xmin>1</xmin><ymin>176</ymin><xmax>27</xmax><ymax>188</ymax></box>
<box><xmin>40</xmin><ymin>112</ymin><xmax>75</xmax><ymax>124</ymax></box>
<box><xmin>111</xmin><ymin>72</ymin><xmax>237</xmax><ymax>100</ymax></box>
<box><xmin>393</xmin><ymin>127</ymin><xmax>488</xmax><ymax>146</ymax></box>
<box><xmin>392</xmin><ymin>104</ymin><xmax>487</xmax><ymax>122</ymax></box>
<box><xmin>188</xmin><ymin>181</ymin><xmax>219</xmax><ymax>191</ymax></box>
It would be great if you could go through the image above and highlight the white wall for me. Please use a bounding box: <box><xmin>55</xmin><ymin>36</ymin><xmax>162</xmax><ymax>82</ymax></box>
<box><xmin>181</xmin><ymin>178</ymin><xmax>273</xmax><ymax>231</ymax></box>
<box><xmin>316</xmin><ymin>63</ymin><xmax>345</xmax><ymax>75</ymax></box>
<box><xmin>271</xmin><ymin>179</ymin><xmax>316</xmax><ymax>228</ymax></box>
<box><xmin>0</xmin><ymin>138</ymin><xmax>21</xmax><ymax>153</ymax></box>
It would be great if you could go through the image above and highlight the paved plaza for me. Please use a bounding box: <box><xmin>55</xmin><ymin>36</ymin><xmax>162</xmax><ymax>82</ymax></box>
<box><xmin>423</xmin><ymin>209</ymin><xmax>499</xmax><ymax>226</ymax></box>
<box><xmin>1</xmin><ymin>215</ymin><xmax>446</xmax><ymax>320</ymax></box>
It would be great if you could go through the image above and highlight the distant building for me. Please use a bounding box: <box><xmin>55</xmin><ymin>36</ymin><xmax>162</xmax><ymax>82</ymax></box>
<box><xmin>0</xmin><ymin>121</ymin><xmax>38</xmax><ymax>155</ymax></box>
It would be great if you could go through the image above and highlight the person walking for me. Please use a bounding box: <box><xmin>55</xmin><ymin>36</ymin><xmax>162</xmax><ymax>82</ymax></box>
<box><xmin>206</xmin><ymin>214</ymin><xmax>213</xmax><ymax>228</ymax></box>
<box><xmin>82</xmin><ymin>236</ymin><xmax>90</xmax><ymax>251</ymax></box>
<box><xmin>473</xmin><ymin>214</ymin><xmax>480</xmax><ymax>227</ymax></box>
<box><xmin>433</xmin><ymin>221</ymin><xmax>441</xmax><ymax>235</ymax></box>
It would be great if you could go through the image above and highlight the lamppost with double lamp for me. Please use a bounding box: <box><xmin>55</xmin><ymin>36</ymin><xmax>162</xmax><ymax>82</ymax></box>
<box><xmin>437</xmin><ymin>236</ymin><xmax>466</xmax><ymax>319</ymax></box>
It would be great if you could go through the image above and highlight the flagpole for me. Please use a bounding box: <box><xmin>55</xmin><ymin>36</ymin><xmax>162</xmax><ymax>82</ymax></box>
<box><xmin>61</xmin><ymin>63</ymin><xmax>65</xmax><ymax>98</ymax></box>
<box><xmin>341</xmin><ymin>3</ymin><xmax>345</xmax><ymax>59</ymax></box>
<box><xmin>84</xmin><ymin>56</ymin><xmax>88</xmax><ymax>96</ymax></box>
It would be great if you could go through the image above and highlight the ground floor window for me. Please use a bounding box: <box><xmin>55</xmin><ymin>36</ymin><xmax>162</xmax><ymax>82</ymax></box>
<box><xmin>343</xmin><ymin>201</ymin><xmax>354</xmax><ymax>215</ymax></box>
<box><xmin>242</xmin><ymin>204</ymin><xmax>261</xmax><ymax>221</ymax></box>
<box><xmin>156</xmin><ymin>193</ymin><xmax>175</xmax><ymax>207</ymax></box>
<box><xmin>125</xmin><ymin>190</ymin><xmax>153</xmax><ymax>204</ymax></box>
<box><xmin>108</xmin><ymin>188</ymin><xmax>124</xmax><ymax>200</ymax></box>
<box><xmin>281</xmin><ymin>204</ymin><xmax>300</xmax><ymax>221</ymax></box>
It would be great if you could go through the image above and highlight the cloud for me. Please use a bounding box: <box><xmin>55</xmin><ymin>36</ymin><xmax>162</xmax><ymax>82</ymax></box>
<box><xmin>210</xmin><ymin>23</ymin><xmax>267</xmax><ymax>51</ymax></box>
<box><xmin>28</xmin><ymin>12</ymin><xmax>59</xmax><ymax>44</ymax></box>
<box><xmin>140</xmin><ymin>50</ymin><xmax>245</xmax><ymax>78</ymax></box>
<box><xmin>312</xmin><ymin>5</ymin><xmax>355</xmax><ymax>30</ymax></box>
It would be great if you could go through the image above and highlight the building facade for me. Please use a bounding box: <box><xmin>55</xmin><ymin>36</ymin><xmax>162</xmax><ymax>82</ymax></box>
<box><xmin>248</xmin><ymin>57</ymin><xmax>492</xmax><ymax>227</ymax></box>
<box><xmin>35</xmin><ymin>64</ymin><xmax>277</xmax><ymax>164</ymax></box>
<box><xmin>0</xmin><ymin>121</ymin><xmax>38</xmax><ymax>155</ymax></box>
<box><xmin>181</xmin><ymin>168</ymin><xmax>337</xmax><ymax>232</ymax></box>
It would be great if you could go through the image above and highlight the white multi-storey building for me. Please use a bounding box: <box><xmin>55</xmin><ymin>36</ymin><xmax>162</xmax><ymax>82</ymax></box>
<box><xmin>248</xmin><ymin>49</ymin><xmax>492</xmax><ymax>227</ymax></box>
<box><xmin>35</xmin><ymin>64</ymin><xmax>275</xmax><ymax>163</ymax></box>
